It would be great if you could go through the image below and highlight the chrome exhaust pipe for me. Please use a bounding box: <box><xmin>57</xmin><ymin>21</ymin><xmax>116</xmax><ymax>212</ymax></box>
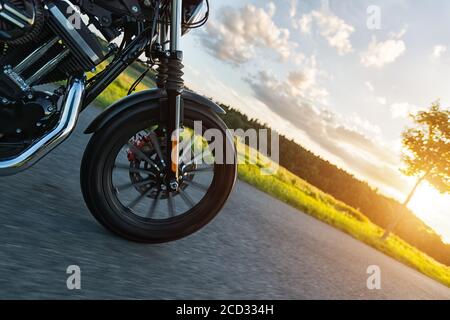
<box><xmin>0</xmin><ymin>77</ymin><xmax>85</xmax><ymax>176</ymax></box>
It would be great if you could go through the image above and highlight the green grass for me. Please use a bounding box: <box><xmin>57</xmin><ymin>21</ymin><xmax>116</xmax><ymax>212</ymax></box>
<box><xmin>91</xmin><ymin>62</ymin><xmax>155</xmax><ymax>108</ymax></box>
<box><xmin>95</xmin><ymin>67</ymin><xmax>450</xmax><ymax>288</ymax></box>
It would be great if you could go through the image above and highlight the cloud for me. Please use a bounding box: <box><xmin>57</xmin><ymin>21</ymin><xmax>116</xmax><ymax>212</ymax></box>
<box><xmin>390</xmin><ymin>102</ymin><xmax>419</xmax><ymax>119</ymax></box>
<box><xmin>361</xmin><ymin>29</ymin><xmax>407</xmax><ymax>67</ymax></box>
<box><xmin>298</xmin><ymin>10</ymin><xmax>355</xmax><ymax>55</ymax></box>
<box><xmin>288</xmin><ymin>0</ymin><xmax>299</xmax><ymax>28</ymax></box>
<box><xmin>348</xmin><ymin>114</ymin><xmax>381</xmax><ymax>136</ymax></box>
<box><xmin>288</xmin><ymin>0</ymin><xmax>297</xmax><ymax>18</ymax></box>
<box><xmin>199</xmin><ymin>3</ymin><xmax>297</xmax><ymax>66</ymax></box>
<box><xmin>298</xmin><ymin>13</ymin><xmax>312</xmax><ymax>33</ymax></box>
<box><xmin>267</xmin><ymin>2</ymin><xmax>276</xmax><ymax>16</ymax></box>
<box><xmin>365</xmin><ymin>81</ymin><xmax>375</xmax><ymax>92</ymax></box>
<box><xmin>377</xmin><ymin>97</ymin><xmax>387</xmax><ymax>105</ymax></box>
<box><xmin>284</xmin><ymin>56</ymin><xmax>329</xmax><ymax>102</ymax></box>
<box><xmin>432</xmin><ymin>45</ymin><xmax>447</xmax><ymax>59</ymax></box>
<box><xmin>245</xmin><ymin>70</ymin><xmax>407</xmax><ymax>191</ymax></box>
<box><xmin>292</xmin><ymin>51</ymin><xmax>306</xmax><ymax>65</ymax></box>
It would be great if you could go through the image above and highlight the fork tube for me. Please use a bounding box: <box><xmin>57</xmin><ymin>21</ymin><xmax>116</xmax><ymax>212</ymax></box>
<box><xmin>166</xmin><ymin>0</ymin><xmax>184</xmax><ymax>189</ymax></box>
<box><xmin>170</xmin><ymin>0</ymin><xmax>182</xmax><ymax>52</ymax></box>
<box><xmin>156</xmin><ymin>21</ymin><xmax>169</xmax><ymax>89</ymax></box>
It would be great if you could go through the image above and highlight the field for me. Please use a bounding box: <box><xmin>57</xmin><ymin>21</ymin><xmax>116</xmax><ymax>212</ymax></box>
<box><xmin>92</xmin><ymin>63</ymin><xmax>450</xmax><ymax>288</ymax></box>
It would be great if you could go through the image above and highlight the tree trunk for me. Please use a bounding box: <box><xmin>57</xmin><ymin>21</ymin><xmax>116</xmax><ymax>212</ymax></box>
<box><xmin>381</xmin><ymin>172</ymin><xmax>429</xmax><ymax>241</ymax></box>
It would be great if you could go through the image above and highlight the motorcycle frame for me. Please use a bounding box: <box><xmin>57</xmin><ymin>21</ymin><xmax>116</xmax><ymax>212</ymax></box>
<box><xmin>83</xmin><ymin>1</ymin><xmax>183</xmax><ymax>107</ymax></box>
<box><xmin>0</xmin><ymin>0</ymin><xmax>186</xmax><ymax>177</ymax></box>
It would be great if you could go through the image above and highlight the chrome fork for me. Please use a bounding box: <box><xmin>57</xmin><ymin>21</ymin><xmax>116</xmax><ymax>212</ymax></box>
<box><xmin>165</xmin><ymin>0</ymin><xmax>184</xmax><ymax>189</ymax></box>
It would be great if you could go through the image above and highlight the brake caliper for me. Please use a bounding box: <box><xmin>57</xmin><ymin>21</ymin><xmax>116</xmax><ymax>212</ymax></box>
<box><xmin>127</xmin><ymin>135</ymin><xmax>151</xmax><ymax>162</ymax></box>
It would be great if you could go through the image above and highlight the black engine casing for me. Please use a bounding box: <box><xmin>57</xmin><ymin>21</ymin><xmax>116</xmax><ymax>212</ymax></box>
<box><xmin>0</xmin><ymin>0</ymin><xmax>106</xmax><ymax>100</ymax></box>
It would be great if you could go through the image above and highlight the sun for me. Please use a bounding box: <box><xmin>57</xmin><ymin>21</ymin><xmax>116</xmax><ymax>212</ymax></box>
<box><xmin>408</xmin><ymin>182</ymin><xmax>450</xmax><ymax>244</ymax></box>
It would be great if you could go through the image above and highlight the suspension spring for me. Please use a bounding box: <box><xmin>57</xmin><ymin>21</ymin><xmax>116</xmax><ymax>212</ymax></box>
<box><xmin>165</xmin><ymin>53</ymin><xmax>184</xmax><ymax>93</ymax></box>
<box><xmin>155</xmin><ymin>58</ymin><xmax>169</xmax><ymax>89</ymax></box>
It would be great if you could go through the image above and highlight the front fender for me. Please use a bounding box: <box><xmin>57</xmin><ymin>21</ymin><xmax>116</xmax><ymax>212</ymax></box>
<box><xmin>84</xmin><ymin>89</ymin><xmax>225</xmax><ymax>134</ymax></box>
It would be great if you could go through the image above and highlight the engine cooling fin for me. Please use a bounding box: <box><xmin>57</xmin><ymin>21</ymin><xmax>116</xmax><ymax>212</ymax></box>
<box><xmin>0</xmin><ymin>0</ymin><xmax>45</xmax><ymax>45</ymax></box>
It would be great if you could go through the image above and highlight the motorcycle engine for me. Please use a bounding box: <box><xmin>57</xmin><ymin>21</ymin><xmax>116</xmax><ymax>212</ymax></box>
<box><xmin>0</xmin><ymin>0</ymin><xmax>106</xmax><ymax>152</ymax></box>
<box><xmin>0</xmin><ymin>0</ymin><xmax>105</xmax><ymax>92</ymax></box>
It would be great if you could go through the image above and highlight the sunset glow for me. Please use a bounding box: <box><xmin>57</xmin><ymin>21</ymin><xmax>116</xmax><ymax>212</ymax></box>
<box><xmin>409</xmin><ymin>183</ymin><xmax>450</xmax><ymax>244</ymax></box>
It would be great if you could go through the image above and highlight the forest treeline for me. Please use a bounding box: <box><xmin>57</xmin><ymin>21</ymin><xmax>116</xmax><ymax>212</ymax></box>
<box><xmin>218</xmin><ymin>103</ymin><xmax>450</xmax><ymax>266</ymax></box>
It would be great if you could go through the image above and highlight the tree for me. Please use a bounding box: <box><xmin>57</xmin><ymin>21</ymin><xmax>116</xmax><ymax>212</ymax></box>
<box><xmin>382</xmin><ymin>102</ymin><xmax>450</xmax><ymax>240</ymax></box>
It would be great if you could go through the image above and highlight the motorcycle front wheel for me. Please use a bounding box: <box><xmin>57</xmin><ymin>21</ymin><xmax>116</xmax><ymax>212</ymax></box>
<box><xmin>80</xmin><ymin>102</ymin><xmax>237</xmax><ymax>243</ymax></box>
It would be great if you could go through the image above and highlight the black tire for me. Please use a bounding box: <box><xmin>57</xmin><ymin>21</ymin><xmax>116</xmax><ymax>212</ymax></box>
<box><xmin>80</xmin><ymin>101</ymin><xmax>237</xmax><ymax>243</ymax></box>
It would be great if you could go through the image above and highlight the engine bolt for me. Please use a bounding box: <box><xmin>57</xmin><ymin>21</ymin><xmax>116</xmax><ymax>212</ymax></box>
<box><xmin>169</xmin><ymin>180</ymin><xmax>179</xmax><ymax>191</ymax></box>
<box><xmin>131</xmin><ymin>5</ymin><xmax>139</xmax><ymax>13</ymax></box>
<box><xmin>16</xmin><ymin>128</ymin><xmax>22</xmax><ymax>134</ymax></box>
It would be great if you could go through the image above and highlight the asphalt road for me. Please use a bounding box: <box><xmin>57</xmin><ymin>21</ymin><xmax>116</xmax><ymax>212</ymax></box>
<box><xmin>0</xmin><ymin>107</ymin><xmax>449</xmax><ymax>299</ymax></box>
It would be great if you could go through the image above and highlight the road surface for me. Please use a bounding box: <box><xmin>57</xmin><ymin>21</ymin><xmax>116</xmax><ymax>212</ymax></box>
<box><xmin>0</xmin><ymin>107</ymin><xmax>449</xmax><ymax>299</ymax></box>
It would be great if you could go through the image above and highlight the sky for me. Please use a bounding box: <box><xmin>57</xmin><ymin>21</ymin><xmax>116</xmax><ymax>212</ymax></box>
<box><xmin>180</xmin><ymin>0</ymin><xmax>450</xmax><ymax>242</ymax></box>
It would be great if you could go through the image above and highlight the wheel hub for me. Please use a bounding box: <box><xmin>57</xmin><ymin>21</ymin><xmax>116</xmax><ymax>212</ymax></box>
<box><xmin>126</xmin><ymin>133</ymin><xmax>194</xmax><ymax>200</ymax></box>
